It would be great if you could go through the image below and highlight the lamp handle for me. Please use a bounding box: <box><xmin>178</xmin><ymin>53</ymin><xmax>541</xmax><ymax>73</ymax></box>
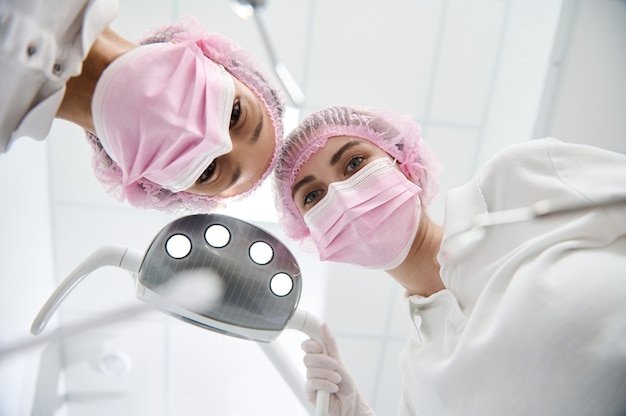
<box><xmin>30</xmin><ymin>246</ymin><xmax>143</xmax><ymax>335</ymax></box>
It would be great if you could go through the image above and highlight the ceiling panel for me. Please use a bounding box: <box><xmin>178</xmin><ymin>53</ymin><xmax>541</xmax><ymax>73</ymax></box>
<box><xmin>322</xmin><ymin>263</ymin><xmax>396</xmax><ymax>336</ymax></box>
<box><xmin>306</xmin><ymin>0</ymin><xmax>445</xmax><ymax>114</ymax></box>
<box><xmin>165</xmin><ymin>319</ymin><xmax>310</xmax><ymax>415</ymax></box>
<box><xmin>111</xmin><ymin>0</ymin><xmax>176</xmax><ymax>40</ymax></box>
<box><xmin>429</xmin><ymin>0</ymin><xmax>507</xmax><ymax>125</ymax></box>
<box><xmin>260</xmin><ymin>0</ymin><xmax>315</xmax><ymax>94</ymax></box>
<box><xmin>60</xmin><ymin>320</ymin><xmax>168</xmax><ymax>416</ymax></box>
<box><xmin>47</xmin><ymin>120</ymin><xmax>130</xmax><ymax>209</ymax></box>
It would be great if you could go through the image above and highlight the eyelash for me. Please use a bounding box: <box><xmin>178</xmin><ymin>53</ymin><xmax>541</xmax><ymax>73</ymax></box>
<box><xmin>230</xmin><ymin>100</ymin><xmax>241</xmax><ymax>128</ymax></box>
<box><xmin>345</xmin><ymin>155</ymin><xmax>364</xmax><ymax>174</ymax></box>
<box><xmin>303</xmin><ymin>189</ymin><xmax>322</xmax><ymax>206</ymax></box>
<box><xmin>301</xmin><ymin>155</ymin><xmax>365</xmax><ymax>207</ymax></box>
<box><xmin>197</xmin><ymin>160</ymin><xmax>217</xmax><ymax>184</ymax></box>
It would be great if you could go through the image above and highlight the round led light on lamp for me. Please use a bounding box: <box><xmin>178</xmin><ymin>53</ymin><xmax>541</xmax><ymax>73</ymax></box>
<box><xmin>165</xmin><ymin>234</ymin><xmax>192</xmax><ymax>259</ymax></box>
<box><xmin>270</xmin><ymin>272</ymin><xmax>293</xmax><ymax>297</ymax></box>
<box><xmin>205</xmin><ymin>224</ymin><xmax>231</xmax><ymax>248</ymax></box>
<box><xmin>249</xmin><ymin>241</ymin><xmax>273</xmax><ymax>265</ymax></box>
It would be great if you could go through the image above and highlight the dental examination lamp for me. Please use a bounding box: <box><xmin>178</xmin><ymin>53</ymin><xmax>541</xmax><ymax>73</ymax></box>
<box><xmin>232</xmin><ymin>0</ymin><xmax>305</xmax><ymax>107</ymax></box>
<box><xmin>28</xmin><ymin>214</ymin><xmax>329</xmax><ymax>416</ymax></box>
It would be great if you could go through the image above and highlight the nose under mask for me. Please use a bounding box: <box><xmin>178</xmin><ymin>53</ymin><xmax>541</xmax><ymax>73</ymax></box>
<box><xmin>303</xmin><ymin>157</ymin><xmax>422</xmax><ymax>270</ymax></box>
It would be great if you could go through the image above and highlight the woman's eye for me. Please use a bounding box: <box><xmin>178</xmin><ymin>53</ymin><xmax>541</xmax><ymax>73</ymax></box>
<box><xmin>197</xmin><ymin>160</ymin><xmax>216</xmax><ymax>184</ymax></box>
<box><xmin>230</xmin><ymin>101</ymin><xmax>241</xmax><ymax>128</ymax></box>
<box><xmin>303</xmin><ymin>190</ymin><xmax>322</xmax><ymax>206</ymax></box>
<box><xmin>346</xmin><ymin>156</ymin><xmax>364</xmax><ymax>173</ymax></box>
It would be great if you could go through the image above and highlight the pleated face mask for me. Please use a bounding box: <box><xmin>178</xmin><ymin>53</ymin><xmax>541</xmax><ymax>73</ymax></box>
<box><xmin>92</xmin><ymin>40</ymin><xmax>235</xmax><ymax>193</ymax></box>
<box><xmin>303</xmin><ymin>157</ymin><xmax>422</xmax><ymax>270</ymax></box>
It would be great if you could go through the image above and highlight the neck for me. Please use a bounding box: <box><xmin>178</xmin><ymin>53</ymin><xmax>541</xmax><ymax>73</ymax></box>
<box><xmin>386</xmin><ymin>210</ymin><xmax>445</xmax><ymax>297</ymax></box>
<box><xmin>56</xmin><ymin>27</ymin><xmax>139</xmax><ymax>133</ymax></box>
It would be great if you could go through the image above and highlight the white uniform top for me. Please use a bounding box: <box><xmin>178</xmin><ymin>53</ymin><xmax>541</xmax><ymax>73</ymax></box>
<box><xmin>0</xmin><ymin>0</ymin><xmax>117</xmax><ymax>152</ymax></box>
<box><xmin>398</xmin><ymin>138</ymin><xmax>626</xmax><ymax>416</ymax></box>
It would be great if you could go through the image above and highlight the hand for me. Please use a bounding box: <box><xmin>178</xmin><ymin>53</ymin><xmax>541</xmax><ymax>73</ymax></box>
<box><xmin>302</xmin><ymin>324</ymin><xmax>376</xmax><ymax>416</ymax></box>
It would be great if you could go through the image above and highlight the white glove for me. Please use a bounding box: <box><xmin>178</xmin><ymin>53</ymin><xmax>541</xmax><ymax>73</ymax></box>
<box><xmin>302</xmin><ymin>323</ymin><xmax>376</xmax><ymax>416</ymax></box>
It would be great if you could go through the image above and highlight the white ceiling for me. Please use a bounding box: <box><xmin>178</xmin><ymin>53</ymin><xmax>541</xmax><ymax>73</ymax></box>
<box><xmin>2</xmin><ymin>0</ymin><xmax>625</xmax><ymax>415</ymax></box>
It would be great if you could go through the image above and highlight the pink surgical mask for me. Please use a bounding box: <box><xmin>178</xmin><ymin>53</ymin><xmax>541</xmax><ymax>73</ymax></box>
<box><xmin>92</xmin><ymin>41</ymin><xmax>235</xmax><ymax>193</ymax></box>
<box><xmin>303</xmin><ymin>157</ymin><xmax>421</xmax><ymax>270</ymax></box>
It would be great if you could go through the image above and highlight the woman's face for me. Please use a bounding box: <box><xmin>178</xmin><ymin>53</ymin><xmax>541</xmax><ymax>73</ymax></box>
<box><xmin>291</xmin><ymin>136</ymin><xmax>391</xmax><ymax>215</ymax></box>
<box><xmin>184</xmin><ymin>76</ymin><xmax>275</xmax><ymax>198</ymax></box>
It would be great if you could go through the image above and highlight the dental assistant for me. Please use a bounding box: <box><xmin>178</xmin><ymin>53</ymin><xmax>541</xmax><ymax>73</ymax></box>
<box><xmin>273</xmin><ymin>106</ymin><xmax>626</xmax><ymax>415</ymax></box>
<box><xmin>1</xmin><ymin>2</ymin><xmax>284</xmax><ymax>213</ymax></box>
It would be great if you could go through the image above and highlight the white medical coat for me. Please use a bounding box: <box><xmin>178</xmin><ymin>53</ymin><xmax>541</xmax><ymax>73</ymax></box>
<box><xmin>0</xmin><ymin>0</ymin><xmax>117</xmax><ymax>152</ymax></box>
<box><xmin>398</xmin><ymin>138</ymin><xmax>626</xmax><ymax>415</ymax></box>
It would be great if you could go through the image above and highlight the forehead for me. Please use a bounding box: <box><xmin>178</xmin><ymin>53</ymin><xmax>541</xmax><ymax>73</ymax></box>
<box><xmin>293</xmin><ymin>136</ymin><xmax>385</xmax><ymax>182</ymax></box>
<box><xmin>293</xmin><ymin>136</ymin><xmax>352</xmax><ymax>176</ymax></box>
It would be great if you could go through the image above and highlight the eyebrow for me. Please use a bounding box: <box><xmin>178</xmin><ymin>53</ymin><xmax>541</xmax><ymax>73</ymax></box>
<box><xmin>291</xmin><ymin>175</ymin><xmax>315</xmax><ymax>200</ymax></box>
<box><xmin>291</xmin><ymin>140</ymin><xmax>362</xmax><ymax>200</ymax></box>
<box><xmin>330</xmin><ymin>140</ymin><xmax>361</xmax><ymax>165</ymax></box>
<box><xmin>228</xmin><ymin>167</ymin><xmax>241</xmax><ymax>189</ymax></box>
<box><xmin>249</xmin><ymin>102</ymin><xmax>264</xmax><ymax>143</ymax></box>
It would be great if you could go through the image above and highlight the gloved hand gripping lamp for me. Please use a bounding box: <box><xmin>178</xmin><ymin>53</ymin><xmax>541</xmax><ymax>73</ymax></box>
<box><xmin>30</xmin><ymin>213</ymin><xmax>329</xmax><ymax>416</ymax></box>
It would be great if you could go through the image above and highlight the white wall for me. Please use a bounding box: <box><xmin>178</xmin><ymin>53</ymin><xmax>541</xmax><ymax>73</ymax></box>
<box><xmin>534</xmin><ymin>0</ymin><xmax>626</xmax><ymax>153</ymax></box>
<box><xmin>0</xmin><ymin>140</ymin><xmax>57</xmax><ymax>415</ymax></box>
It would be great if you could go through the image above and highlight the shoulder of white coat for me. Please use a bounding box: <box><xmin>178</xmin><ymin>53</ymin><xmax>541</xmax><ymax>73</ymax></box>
<box><xmin>542</xmin><ymin>137</ymin><xmax>626</xmax><ymax>192</ymax></box>
<box><xmin>479</xmin><ymin>138</ymin><xmax>556</xmax><ymax>177</ymax></box>
<box><xmin>475</xmin><ymin>138</ymin><xmax>557</xmax><ymax>210</ymax></box>
<box><xmin>441</xmin><ymin>139</ymin><xmax>554</xmax><ymax>235</ymax></box>
<box><xmin>543</xmin><ymin>137</ymin><xmax>626</xmax><ymax>235</ymax></box>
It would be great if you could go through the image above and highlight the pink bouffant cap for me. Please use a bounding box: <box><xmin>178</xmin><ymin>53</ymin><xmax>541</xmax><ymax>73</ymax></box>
<box><xmin>87</xmin><ymin>16</ymin><xmax>284</xmax><ymax>213</ymax></box>
<box><xmin>273</xmin><ymin>106</ymin><xmax>442</xmax><ymax>241</ymax></box>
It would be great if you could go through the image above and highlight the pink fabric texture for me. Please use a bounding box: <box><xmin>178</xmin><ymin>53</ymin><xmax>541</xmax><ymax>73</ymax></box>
<box><xmin>87</xmin><ymin>16</ymin><xmax>284</xmax><ymax>213</ymax></box>
<box><xmin>92</xmin><ymin>41</ymin><xmax>235</xmax><ymax>193</ymax></box>
<box><xmin>274</xmin><ymin>106</ymin><xmax>441</xmax><ymax>241</ymax></box>
<box><xmin>303</xmin><ymin>158</ymin><xmax>422</xmax><ymax>269</ymax></box>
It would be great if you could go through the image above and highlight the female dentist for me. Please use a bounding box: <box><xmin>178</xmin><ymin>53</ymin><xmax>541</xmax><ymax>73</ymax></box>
<box><xmin>1</xmin><ymin>7</ymin><xmax>284</xmax><ymax>213</ymax></box>
<box><xmin>273</xmin><ymin>106</ymin><xmax>626</xmax><ymax>415</ymax></box>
